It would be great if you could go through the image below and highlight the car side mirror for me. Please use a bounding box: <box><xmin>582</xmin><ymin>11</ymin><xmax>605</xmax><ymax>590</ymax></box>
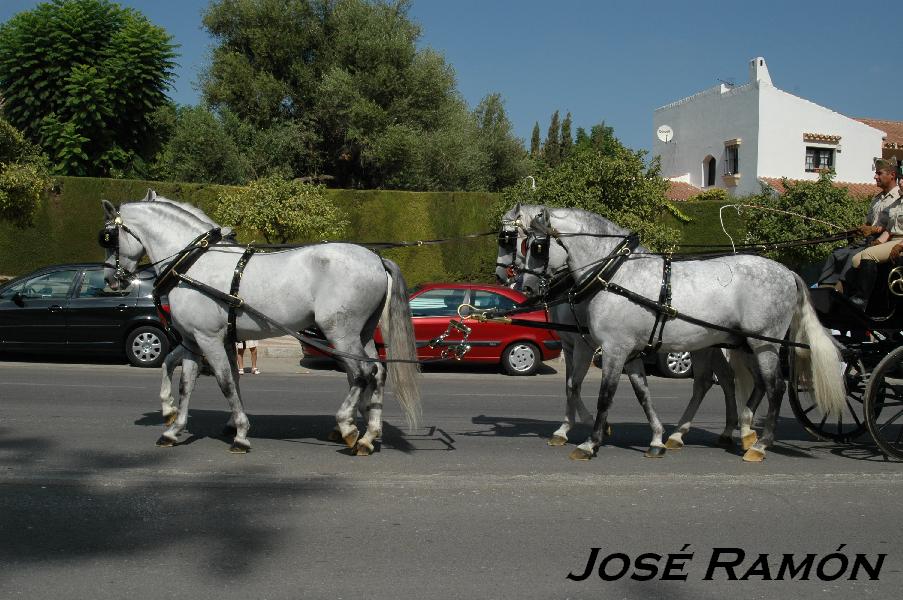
<box><xmin>12</xmin><ymin>292</ymin><xmax>24</xmax><ymax>306</ymax></box>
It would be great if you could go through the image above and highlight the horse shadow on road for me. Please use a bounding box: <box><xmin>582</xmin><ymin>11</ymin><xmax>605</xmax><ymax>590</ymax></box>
<box><xmin>463</xmin><ymin>413</ymin><xmax>855</xmax><ymax>458</ymax></box>
<box><xmin>134</xmin><ymin>409</ymin><xmax>451</xmax><ymax>454</ymax></box>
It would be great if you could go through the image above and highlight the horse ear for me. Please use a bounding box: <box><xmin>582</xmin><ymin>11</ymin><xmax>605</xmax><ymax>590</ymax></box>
<box><xmin>101</xmin><ymin>199</ymin><xmax>117</xmax><ymax>220</ymax></box>
<box><xmin>143</xmin><ymin>189</ymin><xmax>157</xmax><ymax>202</ymax></box>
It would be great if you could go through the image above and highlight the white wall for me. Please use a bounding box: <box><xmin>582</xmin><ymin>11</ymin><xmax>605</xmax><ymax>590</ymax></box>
<box><xmin>653</xmin><ymin>57</ymin><xmax>885</xmax><ymax>197</ymax></box>
<box><xmin>757</xmin><ymin>86</ymin><xmax>885</xmax><ymax>185</ymax></box>
<box><xmin>653</xmin><ymin>82</ymin><xmax>760</xmax><ymax>195</ymax></box>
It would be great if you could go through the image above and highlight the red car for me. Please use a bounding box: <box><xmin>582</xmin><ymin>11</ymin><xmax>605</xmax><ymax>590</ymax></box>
<box><xmin>302</xmin><ymin>283</ymin><xmax>561</xmax><ymax>375</ymax></box>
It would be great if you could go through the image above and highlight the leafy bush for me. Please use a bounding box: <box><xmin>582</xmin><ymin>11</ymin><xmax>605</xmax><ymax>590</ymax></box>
<box><xmin>743</xmin><ymin>174</ymin><xmax>863</xmax><ymax>268</ymax></box>
<box><xmin>213</xmin><ymin>175</ymin><xmax>348</xmax><ymax>243</ymax></box>
<box><xmin>0</xmin><ymin>118</ymin><xmax>50</xmax><ymax>227</ymax></box>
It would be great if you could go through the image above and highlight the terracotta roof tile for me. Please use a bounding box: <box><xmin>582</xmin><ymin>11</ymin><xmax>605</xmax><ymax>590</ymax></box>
<box><xmin>666</xmin><ymin>180</ymin><xmax>702</xmax><ymax>201</ymax></box>
<box><xmin>854</xmin><ymin>117</ymin><xmax>903</xmax><ymax>148</ymax></box>
<box><xmin>759</xmin><ymin>177</ymin><xmax>876</xmax><ymax>199</ymax></box>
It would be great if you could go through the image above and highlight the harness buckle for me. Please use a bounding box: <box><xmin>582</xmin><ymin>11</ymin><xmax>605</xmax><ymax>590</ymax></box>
<box><xmin>662</xmin><ymin>305</ymin><xmax>678</xmax><ymax>318</ymax></box>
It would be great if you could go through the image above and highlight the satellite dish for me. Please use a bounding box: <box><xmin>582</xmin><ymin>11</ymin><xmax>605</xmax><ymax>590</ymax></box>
<box><xmin>657</xmin><ymin>125</ymin><xmax>674</xmax><ymax>143</ymax></box>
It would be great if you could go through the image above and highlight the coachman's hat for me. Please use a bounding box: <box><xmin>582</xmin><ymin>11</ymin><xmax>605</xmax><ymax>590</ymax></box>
<box><xmin>875</xmin><ymin>158</ymin><xmax>898</xmax><ymax>173</ymax></box>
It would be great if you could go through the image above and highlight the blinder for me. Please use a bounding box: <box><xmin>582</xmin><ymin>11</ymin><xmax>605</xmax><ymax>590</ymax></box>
<box><xmin>529</xmin><ymin>235</ymin><xmax>550</xmax><ymax>261</ymax></box>
<box><xmin>98</xmin><ymin>226</ymin><xmax>119</xmax><ymax>249</ymax></box>
<box><xmin>498</xmin><ymin>229</ymin><xmax>517</xmax><ymax>252</ymax></box>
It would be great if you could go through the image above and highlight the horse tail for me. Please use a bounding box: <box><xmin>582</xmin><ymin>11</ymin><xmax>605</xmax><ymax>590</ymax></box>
<box><xmin>380</xmin><ymin>258</ymin><xmax>422</xmax><ymax>431</ymax></box>
<box><xmin>790</xmin><ymin>273</ymin><xmax>844</xmax><ymax>416</ymax></box>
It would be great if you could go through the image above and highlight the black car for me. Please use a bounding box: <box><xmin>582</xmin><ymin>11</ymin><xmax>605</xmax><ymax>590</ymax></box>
<box><xmin>0</xmin><ymin>263</ymin><xmax>172</xmax><ymax>367</ymax></box>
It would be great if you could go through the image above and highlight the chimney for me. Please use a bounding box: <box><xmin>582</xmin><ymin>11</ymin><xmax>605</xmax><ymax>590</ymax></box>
<box><xmin>749</xmin><ymin>57</ymin><xmax>772</xmax><ymax>86</ymax></box>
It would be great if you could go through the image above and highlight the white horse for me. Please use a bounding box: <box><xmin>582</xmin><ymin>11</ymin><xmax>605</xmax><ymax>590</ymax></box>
<box><xmin>100</xmin><ymin>195</ymin><xmax>421</xmax><ymax>455</ymax></box>
<box><xmin>496</xmin><ymin>203</ymin><xmax>742</xmax><ymax>452</ymax></box>
<box><xmin>520</xmin><ymin>207</ymin><xmax>844</xmax><ymax>462</ymax></box>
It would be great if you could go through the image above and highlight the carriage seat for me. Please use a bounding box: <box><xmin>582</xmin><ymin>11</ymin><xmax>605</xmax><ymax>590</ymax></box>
<box><xmin>811</xmin><ymin>262</ymin><xmax>903</xmax><ymax>330</ymax></box>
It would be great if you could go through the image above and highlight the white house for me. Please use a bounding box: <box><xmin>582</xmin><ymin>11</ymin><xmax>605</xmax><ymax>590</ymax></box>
<box><xmin>653</xmin><ymin>57</ymin><xmax>887</xmax><ymax>197</ymax></box>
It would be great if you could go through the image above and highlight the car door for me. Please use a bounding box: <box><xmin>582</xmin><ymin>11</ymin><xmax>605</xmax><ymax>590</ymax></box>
<box><xmin>0</xmin><ymin>269</ymin><xmax>78</xmax><ymax>346</ymax></box>
<box><xmin>409</xmin><ymin>287</ymin><xmax>470</xmax><ymax>359</ymax></box>
<box><xmin>66</xmin><ymin>268</ymin><xmax>139</xmax><ymax>348</ymax></box>
<box><xmin>465</xmin><ymin>290</ymin><xmax>521</xmax><ymax>359</ymax></box>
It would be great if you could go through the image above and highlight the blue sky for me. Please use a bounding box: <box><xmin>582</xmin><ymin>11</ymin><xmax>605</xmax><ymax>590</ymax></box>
<box><xmin>1</xmin><ymin>0</ymin><xmax>899</xmax><ymax>152</ymax></box>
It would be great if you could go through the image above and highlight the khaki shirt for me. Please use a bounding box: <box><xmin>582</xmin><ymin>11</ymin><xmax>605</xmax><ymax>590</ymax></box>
<box><xmin>867</xmin><ymin>185</ymin><xmax>902</xmax><ymax>226</ymax></box>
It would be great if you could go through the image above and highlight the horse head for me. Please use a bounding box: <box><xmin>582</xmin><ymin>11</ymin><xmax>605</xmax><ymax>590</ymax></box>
<box><xmin>100</xmin><ymin>199</ymin><xmax>145</xmax><ymax>290</ymax></box>
<box><xmin>521</xmin><ymin>208</ymin><xmax>564</xmax><ymax>298</ymax></box>
<box><xmin>495</xmin><ymin>203</ymin><xmax>546</xmax><ymax>288</ymax></box>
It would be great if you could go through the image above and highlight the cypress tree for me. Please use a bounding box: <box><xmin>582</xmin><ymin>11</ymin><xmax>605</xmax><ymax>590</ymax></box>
<box><xmin>560</xmin><ymin>112</ymin><xmax>573</xmax><ymax>159</ymax></box>
<box><xmin>530</xmin><ymin>122</ymin><xmax>541</xmax><ymax>158</ymax></box>
<box><xmin>543</xmin><ymin>110</ymin><xmax>561</xmax><ymax>167</ymax></box>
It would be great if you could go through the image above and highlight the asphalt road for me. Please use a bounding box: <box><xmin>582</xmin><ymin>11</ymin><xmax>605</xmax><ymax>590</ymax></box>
<box><xmin>0</xmin><ymin>355</ymin><xmax>900</xmax><ymax>600</ymax></box>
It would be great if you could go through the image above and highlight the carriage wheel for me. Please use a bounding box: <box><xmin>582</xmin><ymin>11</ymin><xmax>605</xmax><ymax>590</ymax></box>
<box><xmin>787</xmin><ymin>349</ymin><xmax>868</xmax><ymax>443</ymax></box>
<box><xmin>863</xmin><ymin>345</ymin><xmax>903</xmax><ymax>460</ymax></box>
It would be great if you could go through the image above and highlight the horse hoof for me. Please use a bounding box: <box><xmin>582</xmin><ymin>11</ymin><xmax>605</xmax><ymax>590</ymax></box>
<box><xmin>547</xmin><ymin>435</ymin><xmax>568</xmax><ymax>447</ymax></box>
<box><xmin>353</xmin><ymin>441</ymin><xmax>374</xmax><ymax>456</ymax></box>
<box><xmin>716</xmin><ymin>435</ymin><xmax>734</xmax><ymax>447</ymax></box>
<box><xmin>343</xmin><ymin>431</ymin><xmax>359</xmax><ymax>448</ymax></box>
<box><xmin>741</xmin><ymin>431</ymin><xmax>758</xmax><ymax>450</ymax></box>
<box><xmin>664</xmin><ymin>437</ymin><xmax>684</xmax><ymax>450</ymax></box>
<box><xmin>155</xmin><ymin>435</ymin><xmax>176</xmax><ymax>448</ymax></box>
<box><xmin>569</xmin><ymin>447</ymin><xmax>593</xmax><ymax>461</ymax></box>
<box><xmin>327</xmin><ymin>430</ymin><xmax>342</xmax><ymax>442</ymax></box>
<box><xmin>229</xmin><ymin>440</ymin><xmax>251</xmax><ymax>454</ymax></box>
<box><xmin>164</xmin><ymin>413</ymin><xmax>177</xmax><ymax>427</ymax></box>
<box><xmin>742</xmin><ymin>447</ymin><xmax>766</xmax><ymax>462</ymax></box>
<box><xmin>644</xmin><ymin>446</ymin><xmax>667</xmax><ymax>458</ymax></box>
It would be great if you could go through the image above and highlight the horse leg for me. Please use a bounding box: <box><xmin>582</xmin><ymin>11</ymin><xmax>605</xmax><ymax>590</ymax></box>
<box><xmin>354</xmin><ymin>341</ymin><xmax>385</xmax><ymax>456</ymax></box>
<box><xmin>571</xmin><ymin>355</ymin><xmax>624</xmax><ymax>461</ymax></box>
<box><xmin>157</xmin><ymin>349</ymin><xmax>200</xmax><ymax>447</ymax></box>
<box><xmin>736</xmin><ymin>352</ymin><xmax>766</xmax><ymax>450</ymax></box>
<box><xmin>711</xmin><ymin>349</ymin><xmax>738</xmax><ymax>446</ymax></box>
<box><xmin>665</xmin><ymin>349</ymin><xmax>717</xmax><ymax>450</ymax></box>
<box><xmin>743</xmin><ymin>345</ymin><xmax>786</xmax><ymax>462</ymax></box>
<box><xmin>159</xmin><ymin>345</ymin><xmax>184</xmax><ymax>426</ymax></box>
<box><xmin>549</xmin><ymin>338</ymin><xmax>593</xmax><ymax>446</ymax></box>
<box><xmin>624</xmin><ymin>357</ymin><xmax>666</xmax><ymax>458</ymax></box>
<box><xmin>331</xmin><ymin>339</ymin><xmax>376</xmax><ymax>451</ymax></box>
<box><xmin>191</xmin><ymin>336</ymin><xmax>251</xmax><ymax>452</ymax></box>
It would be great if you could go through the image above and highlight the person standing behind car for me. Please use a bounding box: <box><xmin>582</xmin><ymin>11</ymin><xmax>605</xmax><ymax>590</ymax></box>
<box><xmin>236</xmin><ymin>339</ymin><xmax>260</xmax><ymax>374</ymax></box>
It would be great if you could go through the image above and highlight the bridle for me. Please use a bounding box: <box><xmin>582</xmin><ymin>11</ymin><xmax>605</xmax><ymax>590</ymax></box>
<box><xmin>496</xmin><ymin>218</ymin><xmax>531</xmax><ymax>284</ymax></box>
<box><xmin>98</xmin><ymin>212</ymin><xmax>145</xmax><ymax>285</ymax></box>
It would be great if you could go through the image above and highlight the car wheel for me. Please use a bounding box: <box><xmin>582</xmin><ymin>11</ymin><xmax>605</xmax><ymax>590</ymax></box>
<box><xmin>126</xmin><ymin>325</ymin><xmax>169</xmax><ymax>368</ymax></box>
<box><xmin>502</xmin><ymin>342</ymin><xmax>540</xmax><ymax>376</ymax></box>
<box><xmin>657</xmin><ymin>351</ymin><xmax>692</xmax><ymax>378</ymax></box>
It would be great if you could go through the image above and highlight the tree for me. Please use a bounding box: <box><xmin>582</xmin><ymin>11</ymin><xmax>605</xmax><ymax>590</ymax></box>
<box><xmin>744</xmin><ymin>173</ymin><xmax>863</xmax><ymax>270</ymax></box>
<box><xmin>213</xmin><ymin>175</ymin><xmax>348</xmax><ymax>244</ymax></box>
<box><xmin>543</xmin><ymin>110</ymin><xmax>561</xmax><ymax>167</ymax></box>
<box><xmin>0</xmin><ymin>117</ymin><xmax>50</xmax><ymax>228</ymax></box>
<box><xmin>499</xmin><ymin>130</ymin><xmax>679</xmax><ymax>252</ymax></box>
<box><xmin>530</xmin><ymin>122</ymin><xmax>541</xmax><ymax>158</ymax></box>
<box><xmin>201</xmin><ymin>0</ymin><xmax>510</xmax><ymax>190</ymax></box>
<box><xmin>0</xmin><ymin>0</ymin><xmax>177</xmax><ymax>177</ymax></box>
<box><xmin>560</xmin><ymin>112</ymin><xmax>573</xmax><ymax>160</ymax></box>
<box><xmin>473</xmin><ymin>93</ymin><xmax>529</xmax><ymax>191</ymax></box>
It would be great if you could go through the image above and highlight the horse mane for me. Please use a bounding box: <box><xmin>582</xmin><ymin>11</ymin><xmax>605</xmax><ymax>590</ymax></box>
<box><xmin>153</xmin><ymin>196</ymin><xmax>218</xmax><ymax>227</ymax></box>
<box><xmin>548</xmin><ymin>207</ymin><xmax>632</xmax><ymax>237</ymax></box>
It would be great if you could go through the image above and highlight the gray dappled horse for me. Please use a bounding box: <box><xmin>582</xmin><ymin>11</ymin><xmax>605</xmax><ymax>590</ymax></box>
<box><xmin>519</xmin><ymin>207</ymin><xmax>844</xmax><ymax>462</ymax></box>
<box><xmin>100</xmin><ymin>195</ymin><xmax>420</xmax><ymax>455</ymax></box>
<box><xmin>496</xmin><ymin>204</ymin><xmax>742</xmax><ymax>453</ymax></box>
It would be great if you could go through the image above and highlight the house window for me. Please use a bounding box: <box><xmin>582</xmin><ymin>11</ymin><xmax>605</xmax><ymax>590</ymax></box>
<box><xmin>724</xmin><ymin>145</ymin><xmax>739</xmax><ymax>175</ymax></box>
<box><xmin>805</xmin><ymin>147</ymin><xmax>834</xmax><ymax>172</ymax></box>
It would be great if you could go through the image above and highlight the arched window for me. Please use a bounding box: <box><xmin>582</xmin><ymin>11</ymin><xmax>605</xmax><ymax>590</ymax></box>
<box><xmin>704</xmin><ymin>156</ymin><xmax>716</xmax><ymax>187</ymax></box>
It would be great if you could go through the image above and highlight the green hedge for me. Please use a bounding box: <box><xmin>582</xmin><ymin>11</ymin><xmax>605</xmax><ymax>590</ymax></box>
<box><xmin>0</xmin><ymin>176</ymin><xmax>749</xmax><ymax>283</ymax></box>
